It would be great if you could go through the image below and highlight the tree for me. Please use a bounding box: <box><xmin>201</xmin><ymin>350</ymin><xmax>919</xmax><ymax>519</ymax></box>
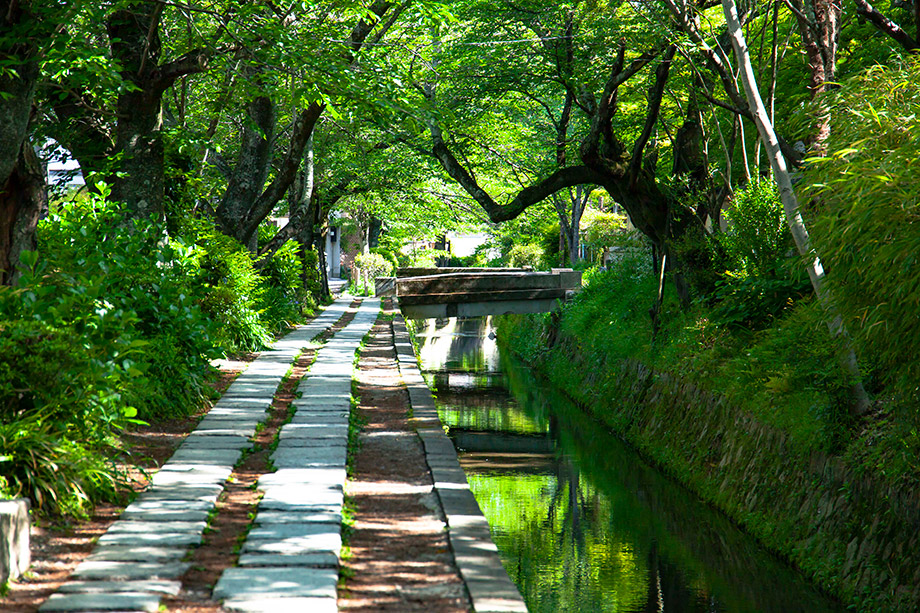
<box><xmin>0</xmin><ymin>0</ymin><xmax>56</xmax><ymax>285</ymax></box>
<box><xmin>721</xmin><ymin>0</ymin><xmax>870</xmax><ymax>415</ymax></box>
<box><xmin>45</xmin><ymin>0</ymin><xmax>214</xmax><ymax>224</ymax></box>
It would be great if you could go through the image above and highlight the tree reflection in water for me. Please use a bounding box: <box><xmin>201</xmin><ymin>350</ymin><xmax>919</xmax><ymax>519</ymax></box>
<box><xmin>416</xmin><ymin>316</ymin><xmax>843</xmax><ymax>613</ymax></box>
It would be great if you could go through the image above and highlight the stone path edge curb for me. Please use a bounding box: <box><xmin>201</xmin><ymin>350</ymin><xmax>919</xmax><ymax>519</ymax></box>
<box><xmin>391</xmin><ymin>309</ymin><xmax>528</xmax><ymax>613</ymax></box>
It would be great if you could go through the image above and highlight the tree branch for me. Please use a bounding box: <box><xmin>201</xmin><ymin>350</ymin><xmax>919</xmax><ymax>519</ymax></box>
<box><xmin>853</xmin><ymin>0</ymin><xmax>919</xmax><ymax>51</ymax></box>
<box><xmin>629</xmin><ymin>45</ymin><xmax>677</xmax><ymax>185</ymax></box>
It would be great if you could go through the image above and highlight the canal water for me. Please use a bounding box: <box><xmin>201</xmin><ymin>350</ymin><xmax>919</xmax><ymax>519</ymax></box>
<box><xmin>414</xmin><ymin>317</ymin><xmax>843</xmax><ymax>613</ymax></box>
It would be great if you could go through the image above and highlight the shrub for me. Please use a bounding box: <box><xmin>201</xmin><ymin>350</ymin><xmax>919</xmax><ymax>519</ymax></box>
<box><xmin>352</xmin><ymin>252</ymin><xmax>394</xmax><ymax>295</ymax></box>
<box><xmin>34</xmin><ymin>196</ymin><xmax>218</xmax><ymax>418</ymax></box>
<box><xmin>0</xmin><ymin>414</ymin><xmax>122</xmax><ymax>516</ymax></box>
<box><xmin>193</xmin><ymin>227</ymin><xmax>272</xmax><ymax>352</ymax></box>
<box><xmin>707</xmin><ymin>181</ymin><xmax>805</xmax><ymax>327</ymax></box>
<box><xmin>508</xmin><ymin>243</ymin><xmax>542</xmax><ymax>269</ymax></box>
<box><xmin>718</xmin><ymin>180</ymin><xmax>790</xmax><ymax>276</ymax></box>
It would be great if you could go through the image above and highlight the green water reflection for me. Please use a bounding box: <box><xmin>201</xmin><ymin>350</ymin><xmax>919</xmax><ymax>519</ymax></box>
<box><xmin>420</xmin><ymin>318</ymin><xmax>843</xmax><ymax>613</ymax></box>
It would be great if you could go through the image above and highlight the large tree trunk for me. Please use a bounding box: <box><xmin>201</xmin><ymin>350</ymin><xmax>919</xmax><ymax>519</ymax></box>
<box><xmin>1</xmin><ymin>144</ymin><xmax>45</xmax><ymax>286</ymax></box>
<box><xmin>723</xmin><ymin>0</ymin><xmax>870</xmax><ymax>416</ymax></box>
<box><xmin>788</xmin><ymin>0</ymin><xmax>840</xmax><ymax>154</ymax></box>
<box><xmin>0</xmin><ymin>2</ymin><xmax>44</xmax><ymax>285</ymax></box>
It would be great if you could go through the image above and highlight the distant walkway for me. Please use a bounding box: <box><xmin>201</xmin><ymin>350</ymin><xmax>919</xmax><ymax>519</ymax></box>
<box><xmin>39</xmin><ymin>298</ymin><xmax>358</xmax><ymax>613</ymax></box>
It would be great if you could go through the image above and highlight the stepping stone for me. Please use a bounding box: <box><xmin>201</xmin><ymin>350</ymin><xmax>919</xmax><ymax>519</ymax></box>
<box><xmin>254</xmin><ymin>510</ymin><xmax>341</xmax><ymax>524</ymax></box>
<box><xmin>104</xmin><ymin>520</ymin><xmax>206</xmax><ymax>535</ymax></box>
<box><xmin>123</xmin><ymin>497</ymin><xmax>214</xmax><ymax>513</ymax></box>
<box><xmin>246</xmin><ymin>522</ymin><xmax>339</xmax><ymax>540</ymax></box>
<box><xmin>149</xmin><ymin>471</ymin><xmax>228</xmax><ymax>488</ymax></box>
<box><xmin>213</xmin><ymin>398</ymin><xmax>272</xmax><ymax>408</ymax></box>
<box><xmin>165</xmin><ymin>448</ymin><xmax>241</xmax><ymax>465</ymax></box>
<box><xmin>213</xmin><ymin>567</ymin><xmax>337</xmax><ymax>600</ymax></box>
<box><xmin>222</xmin><ymin>596</ymin><xmax>338</xmax><ymax>613</ymax></box>
<box><xmin>135</xmin><ymin>483</ymin><xmax>223</xmax><ymax>501</ymax></box>
<box><xmin>278</xmin><ymin>424</ymin><xmax>347</xmax><ymax>438</ymax></box>
<box><xmin>71</xmin><ymin>561</ymin><xmax>190</xmax><ymax>581</ymax></box>
<box><xmin>58</xmin><ymin>580</ymin><xmax>182</xmax><ymax>595</ymax></box>
<box><xmin>154</xmin><ymin>464</ymin><xmax>234</xmax><ymax>478</ymax></box>
<box><xmin>259</xmin><ymin>485</ymin><xmax>342</xmax><ymax>506</ymax></box>
<box><xmin>237</xmin><ymin>552</ymin><xmax>339</xmax><ymax>568</ymax></box>
<box><xmin>181</xmin><ymin>434</ymin><xmax>251</xmax><ymax>449</ymax></box>
<box><xmin>86</xmin><ymin>545</ymin><xmax>188</xmax><ymax>563</ymax></box>
<box><xmin>258</xmin><ymin>468</ymin><xmax>346</xmax><ymax>487</ymax></box>
<box><xmin>276</xmin><ymin>435</ymin><xmax>345</xmax><ymax>448</ymax></box>
<box><xmin>271</xmin><ymin>446</ymin><xmax>346</xmax><ymax>468</ymax></box>
<box><xmin>184</xmin><ymin>426</ymin><xmax>258</xmax><ymax>437</ymax></box>
<box><xmin>98</xmin><ymin>530</ymin><xmax>203</xmax><ymax>547</ymax></box>
<box><xmin>240</xmin><ymin>532</ymin><xmax>341</xmax><ymax>555</ymax></box>
<box><xmin>207</xmin><ymin>407</ymin><xmax>269</xmax><ymax>417</ymax></box>
<box><xmin>39</xmin><ymin>592</ymin><xmax>161</xmax><ymax>612</ymax></box>
<box><xmin>120</xmin><ymin>507</ymin><xmax>212</xmax><ymax>522</ymax></box>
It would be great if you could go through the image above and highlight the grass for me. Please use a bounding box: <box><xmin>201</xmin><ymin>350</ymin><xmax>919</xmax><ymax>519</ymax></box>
<box><xmin>512</xmin><ymin>257</ymin><xmax>856</xmax><ymax>456</ymax></box>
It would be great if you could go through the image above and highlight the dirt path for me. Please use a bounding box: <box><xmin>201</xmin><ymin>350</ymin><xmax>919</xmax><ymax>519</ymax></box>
<box><xmin>339</xmin><ymin>304</ymin><xmax>471</xmax><ymax>612</ymax></box>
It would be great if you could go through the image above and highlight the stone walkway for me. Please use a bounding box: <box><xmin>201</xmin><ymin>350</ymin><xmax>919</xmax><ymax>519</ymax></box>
<box><xmin>38</xmin><ymin>297</ymin><xmax>361</xmax><ymax>613</ymax></box>
<box><xmin>213</xmin><ymin>299</ymin><xmax>379</xmax><ymax>613</ymax></box>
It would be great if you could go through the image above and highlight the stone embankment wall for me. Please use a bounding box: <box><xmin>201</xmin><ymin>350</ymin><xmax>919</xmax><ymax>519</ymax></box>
<box><xmin>502</xmin><ymin>327</ymin><xmax>920</xmax><ymax>611</ymax></box>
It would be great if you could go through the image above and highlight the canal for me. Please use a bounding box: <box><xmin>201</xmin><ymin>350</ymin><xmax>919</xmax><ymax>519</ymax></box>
<box><xmin>414</xmin><ymin>316</ymin><xmax>843</xmax><ymax>613</ymax></box>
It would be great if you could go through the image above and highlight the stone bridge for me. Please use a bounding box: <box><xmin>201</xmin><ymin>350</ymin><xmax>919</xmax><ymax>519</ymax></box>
<box><xmin>375</xmin><ymin>267</ymin><xmax>582</xmax><ymax>319</ymax></box>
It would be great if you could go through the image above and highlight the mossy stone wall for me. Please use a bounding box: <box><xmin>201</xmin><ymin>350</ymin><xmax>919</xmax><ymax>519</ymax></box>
<box><xmin>502</xmin><ymin>323</ymin><xmax>920</xmax><ymax>611</ymax></box>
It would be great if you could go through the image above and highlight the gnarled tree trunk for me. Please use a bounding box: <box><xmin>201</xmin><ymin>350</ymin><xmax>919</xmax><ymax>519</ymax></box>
<box><xmin>0</xmin><ymin>1</ymin><xmax>45</xmax><ymax>285</ymax></box>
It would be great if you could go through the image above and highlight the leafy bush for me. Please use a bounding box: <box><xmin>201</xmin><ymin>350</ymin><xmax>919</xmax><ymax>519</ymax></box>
<box><xmin>193</xmin><ymin>227</ymin><xmax>272</xmax><ymax>352</ymax></box>
<box><xmin>34</xmin><ymin>196</ymin><xmax>218</xmax><ymax>418</ymax></box>
<box><xmin>508</xmin><ymin>243</ymin><xmax>541</xmax><ymax>269</ymax></box>
<box><xmin>718</xmin><ymin>180</ymin><xmax>790</xmax><ymax>276</ymax></box>
<box><xmin>707</xmin><ymin>181</ymin><xmax>805</xmax><ymax>327</ymax></box>
<box><xmin>0</xmin><ymin>414</ymin><xmax>122</xmax><ymax>516</ymax></box>
<box><xmin>352</xmin><ymin>251</ymin><xmax>394</xmax><ymax>295</ymax></box>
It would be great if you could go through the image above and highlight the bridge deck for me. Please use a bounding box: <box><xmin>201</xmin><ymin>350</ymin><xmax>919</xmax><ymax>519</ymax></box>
<box><xmin>376</xmin><ymin>268</ymin><xmax>582</xmax><ymax>319</ymax></box>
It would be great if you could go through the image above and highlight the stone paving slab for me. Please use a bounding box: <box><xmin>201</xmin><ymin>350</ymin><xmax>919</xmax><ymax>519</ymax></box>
<box><xmin>277</xmin><ymin>424</ymin><xmax>348</xmax><ymax>439</ymax></box>
<box><xmin>259</xmin><ymin>486</ymin><xmax>343</xmax><ymax>509</ymax></box>
<box><xmin>270</xmin><ymin>446</ymin><xmax>346</xmax><ymax>468</ymax></box>
<box><xmin>237</xmin><ymin>552</ymin><xmax>339</xmax><ymax>568</ymax></box>
<box><xmin>57</xmin><ymin>580</ymin><xmax>182</xmax><ymax>595</ymax></box>
<box><xmin>179</xmin><ymin>434</ymin><xmax>251</xmax><ymax>449</ymax></box>
<box><xmin>104</xmin><ymin>520</ymin><xmax>207</xmax><ymax>535</ymax></box>
<box><xmin>86</xmin><ymin>545</ymin><xmax>188</xmax><ymax>563</ymax></box>
<box><xmin>71</xmin><ymin>561</ymin><xmax>191</xmax><ymax>581</ymax></box>
<box><xmin>258</xmin><ymin>468</ymin><xmax>346</xmax><ymax>487</ymax></box>
<box><xmin>163</xmin><ymin>447</ymin><xmax>242</xmax><ymax>465</ymax></box>
<box><xmin>130</xmin><ymin>484</ymin><xmax>223</xmax><ymax>502</ymax></box>
<box><xmin>254</xmin><ymin>510</ymin><xmax>341</xmax><ymax>524</ymax></box>
<box><xmin>221</xmin><ymin>596</ymin><xmax>338</xmax><ymax>613</ymax></box>
<box><xmin>246</xmin><ymin>522</ymin><xmax>340</xmax><ymax>540</ymax></box>
<box><xmin>97</xmin><ymin>530</ymin><xmax>203</xmax><ymax>547</ymax></box>
<box><xmin>149</xmin><ymin>471</ymin><xmax>229</xmax><ymax>488</ymax></box>
<box><xmin>213</xmin><ymin>567</ymin><xmax>338</xmax><ymax>600</ymax></box>
<box><xmin>40</xmin><ymin>592</ymin><xmax>161</xmax><ymax>612</ymax></box>
<box><xmin>122</xmin><ymin>496</ymin><xmax>214</xmax><ymax>513</ymax></box>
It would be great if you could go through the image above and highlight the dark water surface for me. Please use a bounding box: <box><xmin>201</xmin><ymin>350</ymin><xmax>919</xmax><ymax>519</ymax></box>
<box><xmin>415</xmin><ymin>317</ymin><xmax>843</xmax><ymax>613</ymax></box>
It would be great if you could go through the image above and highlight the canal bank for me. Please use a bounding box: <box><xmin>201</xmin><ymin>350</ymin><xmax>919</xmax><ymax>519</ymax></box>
<box><xmin>494</xmin><ymin>312</ymin><xmax>920</xmax><ymax>611</ymax></box>
<box><xmin>412</xmin><ymin>316</ymin><xmax>843</xmax><ymax>612</ymax></box>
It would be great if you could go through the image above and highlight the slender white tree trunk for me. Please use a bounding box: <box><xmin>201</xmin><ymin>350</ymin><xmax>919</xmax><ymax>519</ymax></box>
<box><xmin>722</xmin><ymin>0</ymin><xmax>871</xmax><ymax>416</ymax></box>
